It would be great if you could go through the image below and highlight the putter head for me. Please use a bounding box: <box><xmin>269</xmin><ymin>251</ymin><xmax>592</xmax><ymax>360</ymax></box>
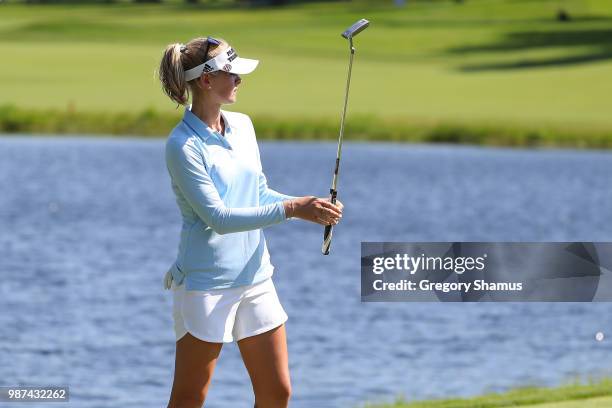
<box><xmin>341</xmin><ymin>19</ymin><xmax>370</xmax><ymax>39</ymax></box>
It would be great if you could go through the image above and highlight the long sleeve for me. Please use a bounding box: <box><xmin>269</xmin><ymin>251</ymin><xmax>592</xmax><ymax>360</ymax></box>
<box><xmin>166</xmin><ymin>138</ymin><xmax>287</xmax><ymax>235</ymax></box>
<box><xmin>258</xmin><ymin>171</ymin><xmax>298</xmax><ymax>206</ymax></box>
<box><xmin>253</xmin><ymin>133</ymin><xmax>298</xmax><ymax>206</ymax></box>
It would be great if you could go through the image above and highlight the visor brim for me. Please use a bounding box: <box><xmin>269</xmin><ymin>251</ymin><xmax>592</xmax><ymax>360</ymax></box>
<box><xmin>227</xmin><ymin>57</ymin><xmax>259</xmax><ymax>75</ymax></box>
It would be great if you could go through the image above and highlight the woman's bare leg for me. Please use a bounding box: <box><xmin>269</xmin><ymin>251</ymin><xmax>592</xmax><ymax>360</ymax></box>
<box><xmin>238</xmin><ymin>324</ymin><xmax>291</xmax><ymax>408</ymax></box>
<box><xmin>167</xmin><ymin>332</ymin><xmax>223</xmax><ymax>408</ymax></box>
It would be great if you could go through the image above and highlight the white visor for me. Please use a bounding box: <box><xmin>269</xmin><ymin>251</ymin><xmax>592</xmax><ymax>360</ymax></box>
<box><xmin>184</xmin><ymin>46</ymin><xmax>259</xmax><ymax>81</ymax></box>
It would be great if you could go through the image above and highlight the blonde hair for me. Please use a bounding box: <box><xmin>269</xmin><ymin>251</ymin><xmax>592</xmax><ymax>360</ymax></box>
<box><xmin>157</xmin><ymin>37</ymin><xmax>229</xmax><ymax>107</ymax></box>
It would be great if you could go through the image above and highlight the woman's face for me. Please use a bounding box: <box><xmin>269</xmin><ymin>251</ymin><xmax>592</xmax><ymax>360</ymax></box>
<box><xmin>206</xmin><ymin>71</ymin><xmax>242</xmax><ymax>105</ymax></box>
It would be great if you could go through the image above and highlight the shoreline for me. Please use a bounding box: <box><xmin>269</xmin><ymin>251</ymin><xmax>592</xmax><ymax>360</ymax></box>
<box><xmin>2</xmin><ymin>105</ymin><xmax>612</xmax><ymax>150</ymax></box>
<box><xmin>363</xmin><ymin>378</ymin><xmax>612</xmax><ymax>408</ymax></box>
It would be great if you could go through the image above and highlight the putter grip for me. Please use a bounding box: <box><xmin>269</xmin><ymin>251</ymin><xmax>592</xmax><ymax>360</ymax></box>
<box><xmin>321</xmin><ymin>189</ymin><xmax>338</xmax><ymax>255</ymax></box>
<box><xmin>322</xmin><ymin>225</ymin><xmax>333</xmax><ymax>255</ymax></box>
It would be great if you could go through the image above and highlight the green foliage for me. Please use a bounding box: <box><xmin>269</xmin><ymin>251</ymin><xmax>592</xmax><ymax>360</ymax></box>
<box><xmin>3</xmin><ymin>104</ymin><xmax>612</xmax><ymax>149</ymax></box>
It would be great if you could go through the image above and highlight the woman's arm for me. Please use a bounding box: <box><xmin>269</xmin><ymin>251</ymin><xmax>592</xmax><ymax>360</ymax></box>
<box><xmin>166</xmin><ymin>138</ymin><xmax>287</xmax><ymax>235</ymax></box>
<box><xmin>251</xmin><ymin>125</ymin><xmax>298</xmax><ymax>206</ymax></box>
<box><xmin>258</xmin><ymin>171</ymin><xmax>298</xmax><ymax>206</ymax></box>
<box><xmin>245</xmin><ymin>113</ymin><xmax>342</xmax><ymax>225</ymax></box>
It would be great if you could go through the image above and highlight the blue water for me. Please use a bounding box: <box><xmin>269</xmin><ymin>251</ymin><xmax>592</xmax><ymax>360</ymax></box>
<box><xmin>1</xmin><ymin>136</ymin><xmax>612</xmax><ymax>408</ymax></box>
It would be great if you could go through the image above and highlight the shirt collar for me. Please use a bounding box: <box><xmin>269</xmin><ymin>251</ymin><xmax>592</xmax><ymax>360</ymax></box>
<box><xmin>182</xmin><ymin>105</ymin><xmax>233</xmax><ymax>141</ymax></box>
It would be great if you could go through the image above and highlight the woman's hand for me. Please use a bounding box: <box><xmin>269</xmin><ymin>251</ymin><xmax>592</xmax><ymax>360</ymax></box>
<box><xmin>284</xmin><ymin>196</ymin><xmax>343</xmax><ymax>226</ymax></box>
<box><xmin>327</xmin><ymin>197</ymin><xmax>343</xmax><ymax>212</ymax></box>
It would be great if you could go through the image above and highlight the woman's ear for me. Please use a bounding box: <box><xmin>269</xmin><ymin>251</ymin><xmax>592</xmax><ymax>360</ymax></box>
<box><xmin>201</xmin><ymin>73</ymin><xmax>214</xmax><ymax>90</ymax></box>
<box><xmin>192</xmin><ymin>74</ymin><xmax>207</xmax><ymax>91</ymax></box>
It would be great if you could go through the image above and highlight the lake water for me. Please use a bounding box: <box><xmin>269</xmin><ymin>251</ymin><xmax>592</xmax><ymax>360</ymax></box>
<box><xmin>1</xmin><ymin>136</ymin><xmax>612</xmax><ymax>408</ymax></box>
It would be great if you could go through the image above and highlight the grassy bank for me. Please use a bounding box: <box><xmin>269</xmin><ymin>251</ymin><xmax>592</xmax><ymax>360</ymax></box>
<box><xmin>363</xmin><ymin>378</ymin><xmax>612</xmax><ymax>408</ymax></box>
<box><xmin>3</xmin><ymin>105</ymin><xmax>612</xmax><ymax>149</ymax></box>
<box><xmin>1</xmin><ymin>0</ymin><xmax>612</xmax><ymax>146</ymax></box>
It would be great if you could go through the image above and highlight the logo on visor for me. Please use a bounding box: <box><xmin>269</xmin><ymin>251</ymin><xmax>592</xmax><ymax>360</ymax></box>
<box><xmin>223</xmin><ymin>64</ymin><xmax>232</xmax><ymax>72</ymax></box>
<box><xmin>203</xmin><ymin>64</ymin><xmax>214</xmax><ymax>73</ymax></box>
<box><xmin>227</xmin><ymin>48</ymin><xmax>238</xmax><ymax>62</ymax></box>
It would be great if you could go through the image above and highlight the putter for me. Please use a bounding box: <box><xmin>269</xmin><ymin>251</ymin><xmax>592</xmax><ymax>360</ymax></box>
<box><xmin>322</xmin><ymin>18</ymin><xmax>370</xmax><ymax>255</ymax></box>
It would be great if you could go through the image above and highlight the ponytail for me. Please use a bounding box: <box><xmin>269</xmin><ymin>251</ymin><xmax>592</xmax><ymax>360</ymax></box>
<box><xmin>158</xmin><ymin>43</ymin><xmax>190</xmax><ymax>106</ymax></box>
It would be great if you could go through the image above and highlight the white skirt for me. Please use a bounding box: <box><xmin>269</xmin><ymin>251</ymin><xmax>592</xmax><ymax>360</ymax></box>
<box><xmin>172</xmin><ymin>277</ymin><xmax>288</xmax><ymax>343</ymax></box>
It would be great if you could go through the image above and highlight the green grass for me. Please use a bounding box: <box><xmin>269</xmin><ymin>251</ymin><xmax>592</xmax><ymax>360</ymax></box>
<box><xmin>1</xmin><ymin>0</ymin><xmax>612</xmax><ymax>145</ymax></box>
<box><xmin>362</xmin><ymin>378</ymin><xmax>612</xmax><ymax>408</ymax></box>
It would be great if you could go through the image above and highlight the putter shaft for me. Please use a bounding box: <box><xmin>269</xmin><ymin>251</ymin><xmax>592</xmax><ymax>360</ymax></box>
<box><xmin>322</xmin><ymin>21</ymin><xmax>367</xmax><ymax>255</ymax></box>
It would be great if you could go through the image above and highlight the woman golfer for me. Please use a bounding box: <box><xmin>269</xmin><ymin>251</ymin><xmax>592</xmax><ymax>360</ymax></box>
<box><xmin>158</xmin><ymin>36</ymin><xmax>343</xmax><ymax>408</ymax></box>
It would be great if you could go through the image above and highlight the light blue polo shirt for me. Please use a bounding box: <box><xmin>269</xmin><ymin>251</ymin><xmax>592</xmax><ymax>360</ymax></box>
<box><xmin>165</xmin><ymin>105</ymin><xmax>296</xmax><ymax>291</ymax></box>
